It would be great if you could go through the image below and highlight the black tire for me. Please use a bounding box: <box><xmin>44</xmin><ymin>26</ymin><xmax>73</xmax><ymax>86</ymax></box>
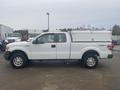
<box><xmin>10</xmin><ymin>53</ymin><xmax>28</xmax><ymax>69</ymax></box>
<box><xmin>82</xmin><ymin>54</ymin><xmax>98</xmax><ymax>68</ymax></box>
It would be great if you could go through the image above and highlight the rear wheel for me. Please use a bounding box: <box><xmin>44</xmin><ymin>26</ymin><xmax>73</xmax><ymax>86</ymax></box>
<box><xmin>82</xmin><ymin>54</ymin><xmax>98</xmax><ymax>68</ymax></box>
<box><xmin>10</xmin><ymin>53</ymin><xmax>28</xmax><ymax>69</ymax></box>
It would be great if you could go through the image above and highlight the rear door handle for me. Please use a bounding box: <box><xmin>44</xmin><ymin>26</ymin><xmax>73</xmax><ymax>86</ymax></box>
<box><xmin>51</xmin><ymin>44</ymin><xmax>56</xmax><ymax>48</ymax></box>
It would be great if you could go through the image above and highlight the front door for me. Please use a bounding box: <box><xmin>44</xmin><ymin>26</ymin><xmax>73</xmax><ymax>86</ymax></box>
<box><xmin>30</xmin><ymin>33</ymin><xmax>56</xmax><ymax>59</ymax></box>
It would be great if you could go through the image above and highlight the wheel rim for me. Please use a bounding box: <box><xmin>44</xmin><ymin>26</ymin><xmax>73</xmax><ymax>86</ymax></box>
<box><xmin>13</xmin><ymin>56</ymin><xmax>23</xmax><ymax>67</ymax></box>
<box><xmin>86</xmin><ymin>57</ymin><xmax>96</xmax><ymax>67</ymax></box>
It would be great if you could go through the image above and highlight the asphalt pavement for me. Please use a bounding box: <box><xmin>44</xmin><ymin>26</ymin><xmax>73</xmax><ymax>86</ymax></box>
<box><xmin>0</xmin><ymin>51</ymin><xmax>120</xmax><ymax>90</ymax></box>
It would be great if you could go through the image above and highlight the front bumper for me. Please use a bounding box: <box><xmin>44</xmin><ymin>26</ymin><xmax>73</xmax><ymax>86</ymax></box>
<box><xmin>108</xmin><ymin>54</ymin><xmax>113</xmax><ymax>59</ymax></box>
<box><xmin>4</xmin><ymin>51</ymin><xmax>11</xmax><ymax>61</ymax></box>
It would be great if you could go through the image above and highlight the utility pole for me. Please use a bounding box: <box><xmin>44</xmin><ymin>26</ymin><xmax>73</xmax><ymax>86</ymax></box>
<box><xmin>46</xmin><ymin>12</ymin><xmax>50</xmax><ymax>32</ymax></box>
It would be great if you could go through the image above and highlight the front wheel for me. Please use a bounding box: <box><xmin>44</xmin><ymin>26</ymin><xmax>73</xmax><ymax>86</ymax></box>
<box><xmin>82</xmin><ymin>54</ymin><xmax>98</xmax><ymax>68</ymax></box>
<box><xmin>10</xmin><ymin>53</ymin><xmax>28</xmax><ymax>69</ymax></box>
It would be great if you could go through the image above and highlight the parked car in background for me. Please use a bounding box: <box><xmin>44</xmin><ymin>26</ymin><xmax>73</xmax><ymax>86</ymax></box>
<box><xmin>112</xmin><ymin>40</ymin><xmax>117</xmax><ymax>45</ymax></box>
<box><xmin>0</xmin><ymin>40</ymin><xmax>7</xmax><ymax>52</ymax></box>
<box><xmin>5</xmin><ymin>33</ymin><xmax>21</xmax><ymax>44</ymax></box>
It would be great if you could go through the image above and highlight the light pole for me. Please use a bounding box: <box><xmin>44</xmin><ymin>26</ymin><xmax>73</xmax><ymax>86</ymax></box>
<box><xmin>46</xmin><ymin>12</ymin><xmax>50</xmax><ymax>32</ymax></box>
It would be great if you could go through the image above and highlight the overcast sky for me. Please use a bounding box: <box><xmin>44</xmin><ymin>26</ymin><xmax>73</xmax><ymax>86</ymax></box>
<box><xmin>0</xmin><ymin>0</ymin><xmax>120</xmax><ymax>30</ymax></box>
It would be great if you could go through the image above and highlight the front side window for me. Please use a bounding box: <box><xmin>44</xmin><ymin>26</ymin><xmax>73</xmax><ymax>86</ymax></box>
<box><xmin>37</xmin><ymin>34</ymin><xmax>55</xmax><ymax>44</ymax></box>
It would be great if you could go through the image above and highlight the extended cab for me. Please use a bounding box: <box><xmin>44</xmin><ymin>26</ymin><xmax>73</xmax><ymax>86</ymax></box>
<box><xmin>4</xmin><ymin>30</ymin><xmax>113</xmax><ymax>68</ymax></box>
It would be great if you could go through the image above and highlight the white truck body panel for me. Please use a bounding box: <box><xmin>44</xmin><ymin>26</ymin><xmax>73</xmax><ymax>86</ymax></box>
<box><xmin>70</xmin><ymin>42</ymin><xmax>112</xmax><ymax>59</ymax></box>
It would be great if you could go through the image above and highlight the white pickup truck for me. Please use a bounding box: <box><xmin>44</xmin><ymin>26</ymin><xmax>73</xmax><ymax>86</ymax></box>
<box><xmin>4</xmin><ymin>30</ymin><xmax>113</xmax><ymax>69</ymax></box>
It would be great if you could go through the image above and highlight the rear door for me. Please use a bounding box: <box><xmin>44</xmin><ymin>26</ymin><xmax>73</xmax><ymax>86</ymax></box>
<box><xmin>55</xmin><ymin>33</ymin><xmax>70</xmax><ymax>59</ymax></box>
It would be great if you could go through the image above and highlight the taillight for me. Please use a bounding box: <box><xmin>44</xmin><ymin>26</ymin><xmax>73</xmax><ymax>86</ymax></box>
<box><xmin>107</xmin><ymin>44</ymin><xmax>114</xmax><ymax>50</ymax></box>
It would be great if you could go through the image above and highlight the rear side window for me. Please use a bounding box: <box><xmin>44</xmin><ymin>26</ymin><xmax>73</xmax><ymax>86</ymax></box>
<box><xmin>55</xmin><ymin>34</ymin><xmax>66</xmax><ymax>43</ymax></box>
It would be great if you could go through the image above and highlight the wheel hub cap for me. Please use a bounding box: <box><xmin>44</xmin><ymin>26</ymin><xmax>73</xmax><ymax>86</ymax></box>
<box><xmin>13</xmin><ymin>57</ymin><xmax>23</xmax><ymax>67</ymax></box>
<box><xmin>87</xmin><ymin>57</ymin><xmax>96</xmax><ymax>67</ymax></box>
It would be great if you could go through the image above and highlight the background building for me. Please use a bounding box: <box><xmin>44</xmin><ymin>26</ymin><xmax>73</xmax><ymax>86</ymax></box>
<box><xmin>0</xmin><ymin>24</ymin><xmax>13</xmax><ymax>40</ymax></box>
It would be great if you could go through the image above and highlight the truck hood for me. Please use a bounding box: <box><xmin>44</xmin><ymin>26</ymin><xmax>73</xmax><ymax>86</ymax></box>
<box><xmin>7</xmin><ymin>41</ymin><xmax>30</xmax><ymax>47</ymax></box>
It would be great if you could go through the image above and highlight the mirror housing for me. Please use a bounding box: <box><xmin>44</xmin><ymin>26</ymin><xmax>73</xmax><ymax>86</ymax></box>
<box><xmin>32</xmin><ymin>39</ymin><xmax>45</xmax><ymax>44</ymax></box>
<box><xmin>39</xmin><ymin>41</ymin><xmax>44</xmax><ymax>44</ymax></box>
<box><xmin>32</xmin><ymin>39</ymin><xmax>37</xmax><ymax>44</ymax></box>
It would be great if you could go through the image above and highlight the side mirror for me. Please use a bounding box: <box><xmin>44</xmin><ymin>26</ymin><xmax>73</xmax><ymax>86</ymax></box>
<box><xmin>32</xmin><ymin>40</ymin><xmax>37</xmax><ymax>44</ymax></box>
<box><xmin>39</xmin><ymin>41</ymin><xmax>45</xmax><ymax>44</ymax></box>
<box><xmin>32</xmin><ymin>39</ymin><xmax>45</xmax><ymax>44</ymax></box>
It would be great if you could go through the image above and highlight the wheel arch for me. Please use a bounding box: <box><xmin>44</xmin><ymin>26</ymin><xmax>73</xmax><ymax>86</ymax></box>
<box><xmin>82</xmin><ymin>50</ymin><xmax>100</xmax><ymax>59</ymax></box>
<box><xmin>10</xmin><ymin>50</ymin><xmax>28</xmax><ymax>60</ymax></box>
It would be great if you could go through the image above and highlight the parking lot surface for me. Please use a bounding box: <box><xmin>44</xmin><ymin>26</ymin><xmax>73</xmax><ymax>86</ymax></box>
<box><xmin>0</xmin><ymin>51</ymin><xmax>120</xmax><ymax>90</ymax></box>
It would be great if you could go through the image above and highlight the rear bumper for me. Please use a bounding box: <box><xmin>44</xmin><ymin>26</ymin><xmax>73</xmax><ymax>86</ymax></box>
<box><xmin>4</xmin><ymin>51</ymin><xmax>11</xmax><ymax>61</ymax></box>
<box><xmin>108</xmin><ymin>54</ymin><xmax>113</xmax><ymax>59</ymax></box>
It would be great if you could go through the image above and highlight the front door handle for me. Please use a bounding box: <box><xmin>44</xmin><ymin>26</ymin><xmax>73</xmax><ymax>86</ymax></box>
<box><xmin>51</xmin><ymin>45</ymin><xmax>56</xmax><ymax>48</ymax></box>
